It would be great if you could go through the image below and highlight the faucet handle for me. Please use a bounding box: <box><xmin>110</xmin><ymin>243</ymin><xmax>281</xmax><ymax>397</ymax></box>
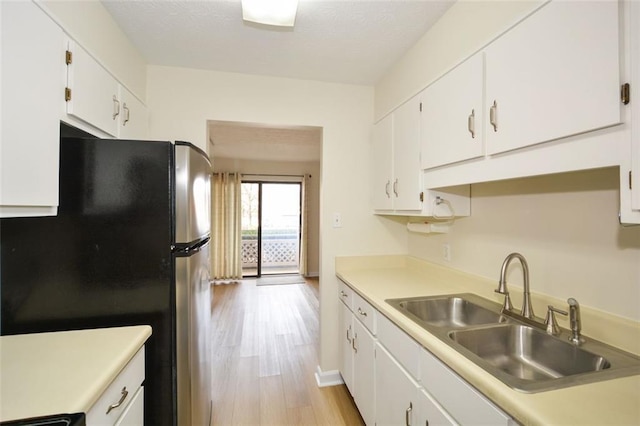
<box><xmin>545</xmin><ymin>305</ymin><xmax>568</xmax><ymax>336</ymax></box>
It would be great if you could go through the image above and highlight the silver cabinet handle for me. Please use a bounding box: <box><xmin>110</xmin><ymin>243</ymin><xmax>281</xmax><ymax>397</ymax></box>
<box><xmin>357</xmin><ymin>307</ymin><xmax>367</xmax><ymax>317</ymax></box>
<box><xmin>340</xmin><ymin>290</ymin><xmax>348</xmax><ymax>298</ymax></box>
<box><xmin>352</xmin><ymin>332</ymin><xmax>358</xmax><ymax>353</ymax></box>
<box><xmin>112</xmin><ymin>95</ymin><xmax>121</xmax><ymax>120</ymax></box>
<box><xmin>489</xmin><ymin>100</ymin><xmax>498</xmax><ymax>132</ymax></box>
<box><xmin>385</xmin><ymin>180</ymin><xmax>391</xmax><ymax>198</ymax></box>
<box><xmin>106</xmin><ymin>386</ymin><xmax>129</xmax><ymax>414</ymax></box>
<box><xmin>405</xmin><ymin>401</ymin><xmax>413</xmax><ymax>426</ymax></box>
<box><xmin>122</xmin><ymin>103</ymin><xmax>130</xmax><ymax>126</ymax></box>
<box><xmin>468</xmin><ymin>108</ymin><xmax>475</xmax><ymax>138</ymax></box>
<box><xmin>346</xmin><ymin>325</ymin><xmax>352</xmax><ymax>343</ymax></box>
<box><xmin>393</xmin><ymin>179</ymin><xmax>398</xmax><ymax>197</ymax></box>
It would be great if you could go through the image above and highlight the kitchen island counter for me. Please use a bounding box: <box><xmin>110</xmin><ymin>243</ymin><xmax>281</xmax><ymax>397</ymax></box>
<box><xmin>0</xmin><ymin>325</ymin><xmax>151</xmax><ymax>422</ymax></box>
<box><xmin>336</xmin><ymin>255</ymin><xmax>640</xmax><ymax>425</ymax></box>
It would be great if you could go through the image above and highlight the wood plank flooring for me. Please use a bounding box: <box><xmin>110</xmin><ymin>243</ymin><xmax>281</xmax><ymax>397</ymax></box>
<box><xmin>210</xmin><ymin>277</ymin><xmax>364</xmax><ymax>426</ymax></box>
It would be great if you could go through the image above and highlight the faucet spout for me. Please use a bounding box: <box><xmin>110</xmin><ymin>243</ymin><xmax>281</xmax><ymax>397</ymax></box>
<box><xmin>497</xmin><ymin>253</ymin><xmax>534</xmax><ymax>319</ymax></box>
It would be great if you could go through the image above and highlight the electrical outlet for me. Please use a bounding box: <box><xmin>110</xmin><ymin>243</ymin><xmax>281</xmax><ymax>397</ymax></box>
<box><xmin>333</xmin><ymin>212</ymin><xmax>342</xmax><ymax>228</ymax></box>
<box><xmin>443</xmin><ymin>243</ymin><xmax>451</xmax><ymax>262</ymax></box>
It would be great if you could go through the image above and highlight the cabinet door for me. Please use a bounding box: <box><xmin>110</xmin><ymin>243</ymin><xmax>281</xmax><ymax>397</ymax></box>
<box><xmin>631</xmin><ymin>0</ymin><xmax>640</xmax><ymax>211</ymax></box>
<box><xmin>372</xmin><ymin>114</ymin><xmax>394</xmax><ymax>210</ymax></box>
<box><xmin>114</xmin><ymin>386</ymin><xmax>144</xmax><ymax>426</ymax></box>
<box><xmin>353</xmin><ymin>319</ymin><xmax>375</xmax><ymax>426</ymax></box>
<box><xmin>375</xmin><ymin>343</ymin><xmax>418</xmax><ymax>426</ymax></box>
<box><xmin>422</xmin><ymin>53</ymin><xmax>484</xmax><ymax>169</ymax></box>
<box><xmin>485</xmin><ymin>1</ymin><xmax>620</xmax><ymax>155</ymax></box>
<box><xmin>66</xmin><ymin>40</ymin><xmax>120</xmax><ymax>137</ymax></box>
<box><xmin>0</xmin><ymin>1</ymin><xmax>64</xmax><ymax>216</ymax></box>
<box><xmin>415</xmin><ymin>388</ymin><xmax>456</xmax><ymax>426</ymax></box>
<box><xmin>393</xmin><ymin>94</ymin><xmax>423</xmax><ymax>211</ymax></box>
<box><xmin>119</xmin><ymin>87</ymin><xmax>148</xmax><ymax>140</ymax></box>
<box><xmin>339</xmin><ymin>301</ymin><xmax>354</xmax><ymax>394</ymax></box>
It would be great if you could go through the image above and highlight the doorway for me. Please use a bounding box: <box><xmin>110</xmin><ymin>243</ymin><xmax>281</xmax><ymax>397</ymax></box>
<box><xmin>241</xmin><ymin>181</ymin><xmax>301</xmax><ymax>277</ymax></box>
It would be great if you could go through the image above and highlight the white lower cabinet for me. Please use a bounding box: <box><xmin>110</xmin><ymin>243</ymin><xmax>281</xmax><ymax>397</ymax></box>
<box><xmin>338</xmin><ymin>282</ymin><xmax>376</xmax><ymax>426</ymax></box>
<box><xmin>114</xmin><ymin>386</ymin><xmax>144</xmax><ymax>426</ymax></box>
<box><xmin>86</xmin><ymin>347</ymin><xmax>145</xmax><ymax>426</ymax></box>
<box><xmin>339</xmin><ymin>300</ymin><xmax>355</xmax><ymax>394</ymax></box>
<box><xmin>337</xmin><ymin>281</ymin><xmax>514</xmax><ymax>426</ymax></box>
<box><xmin>352</xmin><ymin>313</ymin><xmax>376</xmax><ymax>426</ymax></box>
<box><xmin>420</xmin><ymin>348</ymin><xmax>511</xmax><ymax>426</ymax></box>
<box><xmin>376</xmin><ymin>343</ymin><xmax>455</xmax><ymax>426</ymax></box>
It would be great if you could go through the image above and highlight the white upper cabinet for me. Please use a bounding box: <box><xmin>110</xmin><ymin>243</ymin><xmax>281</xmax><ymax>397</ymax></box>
<box><xmin>119</xmin><ymin>88</ymin><xmax>149</xmax><ymax>140</ymax></box>
<box><xmin>1</xmin><ymin>1</ymin><xmax>65</xmax><ymax>217</ymax></box>
<box><xmin>371</xmin><ymin>114</ymin><xmax>394</xmax><ymax>211</ymax></box>
<box><xmin>485</xmin><ymin>0</ymin><xmax>621</xmax><ymax>155</ymax></box>
<box><xmin>66</xmin><ymin>40</ymin><xmax>121</xmax><ymax>137</ymax></box>
<box><xmin>65</xmin><ymin>41</ymin><xmax>148</xmax><ymax>139</ymax></box>
<box><xmin>372</xmin><ymin>94</ymin><xmax>423</xmax><ymax>212</ymax></box>
<box><xmin>393</xmin><ymin>94</ymin><xmax>423</xmax><ymax>211</ymax></box>
<box><xmin>422</xmin><ymin>53</ymin><xmax>485</xmax><ymax>169</ymax></box>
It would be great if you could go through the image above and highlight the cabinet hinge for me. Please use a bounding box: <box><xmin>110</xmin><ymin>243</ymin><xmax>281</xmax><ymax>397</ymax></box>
<box><xmin>630</xmin><ymin>171</ymin><xmax>633</xmax><ymax>190</ymax></box>
<box><xmin>65</xmin><ymin>87</ymin><xmax>72</xmax><ymax>102</ymax></box>
<box><xmin>419</xmin><ymin>102</ymin><xmax>423</xmax><ymax>112</ymax></box>
<box><xmin>419</xmin><ymin>191</ymin><xmax>424</xmax><ymax>202</ymax></box>
<box><xmin>621</xmin><ymin>83</ymin><xmax>630</xmax><ymax>105</ymax></box>
<box><xmin>65</xmin><ymin>50</ymin><xmax>73</xmax><ymax>65</ymax></box>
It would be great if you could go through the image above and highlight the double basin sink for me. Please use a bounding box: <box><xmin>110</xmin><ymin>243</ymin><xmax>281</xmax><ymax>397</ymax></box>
<box><xmin>386</xmin><ymin>294</ymin><xmax>640</xmax><ymax>392</ymax></box>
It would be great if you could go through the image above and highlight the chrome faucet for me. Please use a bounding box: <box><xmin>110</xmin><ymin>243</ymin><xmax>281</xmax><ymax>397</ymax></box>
<box><xmin>495</xmin><ymin>252</ymin><xmax>535</xmax><ymax>319</ymax></box>
<box><xmin>568</xmin><ymin>298</ymin><xmax>585</xmax><ymax>345</ymax></box>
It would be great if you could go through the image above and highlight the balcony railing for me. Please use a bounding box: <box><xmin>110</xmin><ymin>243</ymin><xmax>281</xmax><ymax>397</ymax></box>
<box><xmin>242</xmin><ymin>233</ymin><xmax>299</xmax><ymax>274</ymax></box>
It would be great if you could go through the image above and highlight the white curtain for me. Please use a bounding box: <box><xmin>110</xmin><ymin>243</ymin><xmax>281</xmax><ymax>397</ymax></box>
<box><xmin>299</xmin><ymin>174</ymin><xmax>309</xmax><ymax>276</ymax></box>
<box><xmin>211</xmin><ymin>172</ymin><xmax>242</xmax><ymax>280</ymax></box>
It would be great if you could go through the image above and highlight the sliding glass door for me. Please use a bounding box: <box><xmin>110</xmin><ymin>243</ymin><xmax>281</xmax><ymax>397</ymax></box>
<box><xmin>241</xmin><ymin>181</ymin><xmax>301</xmax><ymax>277</ymax></box>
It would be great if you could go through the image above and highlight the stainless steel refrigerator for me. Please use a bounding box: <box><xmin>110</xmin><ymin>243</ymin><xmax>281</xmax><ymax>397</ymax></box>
<box><xmin>0</xmin><ymin>127</ymin><xmax>213</xmax><ymax>426</ymax></box>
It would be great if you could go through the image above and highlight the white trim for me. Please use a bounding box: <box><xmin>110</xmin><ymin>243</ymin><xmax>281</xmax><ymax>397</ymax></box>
<box><xmin>306</xmin><ymin>272</ymin><xmax>319</xmax><ymax>278</ymax></box>
<box><xmin>314</xmin><ymin>365</ymin><xmax>344</xmax><ymax>387</ymax></box>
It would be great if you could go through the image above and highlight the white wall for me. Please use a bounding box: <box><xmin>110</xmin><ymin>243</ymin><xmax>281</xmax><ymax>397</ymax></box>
<box><xmin>146</xmin><ymin>66</ymin><xmax>408</xmax><ymax>371</ymax></box>
<box><xmin>377</xmin><ymin>1</ymin><xmax>640</xmax><ymax>322</ymax></box>
<box><xmin>39</xmin><ymin>0</ymin><xmax>147</xmax><ymax>100</ymax></box>
<box><xmin>409</xmin><ymin>168</ymin><xmax>640</xmax><ymax>321</ymax></box>
<box><xmin>213</xmin><ymin>157</ymin><xmax>321</xmax><ymax>277</ymax></box>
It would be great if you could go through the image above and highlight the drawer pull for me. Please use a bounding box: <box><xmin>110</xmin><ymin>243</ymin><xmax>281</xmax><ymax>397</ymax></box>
<box><xmin>357</xmin><ymin>307</ymin><xmax>368</xmax><ymax>317</ymax></box>
<box><xmin>346</xmin><ymin>325</ymin><xmax>352</xmax><ymax>343</ymax></box>
<box><xmin>112</xmin><ymin>95</ymin><xmax>120</xmax><ymax>120</ymax></box>
<box><xmin>405</xmin><ymin>401</ymin><xmax>413</xmax><ymax>426</ymax></box>
<box><xmin>340</xmin><ymin>290</ymin><xmax>348</xmax><ymax>298</ymax></box>
<box><xmin>468</xmin><ymin>109</ymin><xmax>475</xmax><ymax>138</ymax></box>
<box><xmin>106</xmin><ymin>386</ymin><xmax>129</xmax><ymax>414</ymax></box>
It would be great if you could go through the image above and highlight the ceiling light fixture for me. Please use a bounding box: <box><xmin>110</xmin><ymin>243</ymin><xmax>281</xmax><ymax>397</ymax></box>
<box><xmin>241</xmin><ymin>0</ymin><xmax>298</xmax><ymax>27</ymax></box>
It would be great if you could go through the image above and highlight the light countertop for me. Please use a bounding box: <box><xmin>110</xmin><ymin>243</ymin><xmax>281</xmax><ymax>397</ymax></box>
<box><xmin>336</xmin><ymin>255</ymin><xmax>640</xmax><ymax>426</ymax></box>
<box><xmin>0</xmin><ymin>325</ymin><xmax>152</xmax><ymax>422</ymax></box>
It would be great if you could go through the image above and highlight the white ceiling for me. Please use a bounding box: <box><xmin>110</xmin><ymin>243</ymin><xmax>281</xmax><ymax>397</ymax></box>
<box><xmin>101</xmin><ymin>0</ymin><xmax>454</xmax><ymax>86</ymax></box>
<box><xmin>102</xmin><ymin>1</ymin><xmax>453</xmax><ymax>162</ymax></box>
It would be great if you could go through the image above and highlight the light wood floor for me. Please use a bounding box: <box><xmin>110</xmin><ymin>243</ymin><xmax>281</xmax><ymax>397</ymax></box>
<box><xmin>210</xmin><ymin>277</ymin><xmax>364</xmax><ymax>426</ymax></box>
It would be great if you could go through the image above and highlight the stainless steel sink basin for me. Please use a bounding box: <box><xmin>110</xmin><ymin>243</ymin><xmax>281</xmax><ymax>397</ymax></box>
<box><xmin>386</xmin><ymin>294</ymin><xmax>506</xmax><ymax>329</ymax></box>
<box><xmin>449</xmin><ymin>324</ymin><xmax>610</xmax><ymax>380</ymax></box>
<box><xmin>386</xmin><ymin>293</ymin><xmax>640</xmax><ymax>392</ymax></box>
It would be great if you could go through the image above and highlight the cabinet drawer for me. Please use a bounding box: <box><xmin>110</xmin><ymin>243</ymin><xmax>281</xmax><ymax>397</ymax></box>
<box><xmin>338</xmin><ymin>279</ymin><xmax>354</xmax><ymax>311</ymax></box>
<box><xmin>352</xmin><ymin>292</ymin><xmax>376</xmax><ymax>335</ymax></box>
<box><xmin>86</xmin><ymin>347</ymin><xmax>145</xmax><ymax>426</ymax></box>
<box><xmin>420</xmin><ymin>348</ymin><xmax>511</xmax><ymax>425</ymax></box>
<box><xmin>376</xmin><ymin>312</ymin><xmax>420</xmax><ymax>379</ymax></box>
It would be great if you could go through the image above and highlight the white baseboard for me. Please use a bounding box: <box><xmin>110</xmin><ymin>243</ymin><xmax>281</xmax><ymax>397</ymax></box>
<box><xmin>305</xmin><ymin>272</ymin><xmax>319</xmax><ymax>278</ymax></box>
<box><xmin>314</xmin><ymin>365</ymin><xmax>344</xmax><ymax>387</ymax></box>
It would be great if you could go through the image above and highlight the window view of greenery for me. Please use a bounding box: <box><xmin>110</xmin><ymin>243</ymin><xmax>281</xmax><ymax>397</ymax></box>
<box><xmin>241</xmin><ymin>182</ymin><xmax>301</xmax><ymax>276</ymax></box>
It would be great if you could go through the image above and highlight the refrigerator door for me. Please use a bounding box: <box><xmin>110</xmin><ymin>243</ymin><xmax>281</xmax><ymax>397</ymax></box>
<box><xmin>174</xmin><ymin>142</ymin><xmax>211</xmax><ymax>244</ymax></box>
<box><xmin>175</xmin><ymin>240</ymin><xmax>212</xmax><ymax>426</ymax></box>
